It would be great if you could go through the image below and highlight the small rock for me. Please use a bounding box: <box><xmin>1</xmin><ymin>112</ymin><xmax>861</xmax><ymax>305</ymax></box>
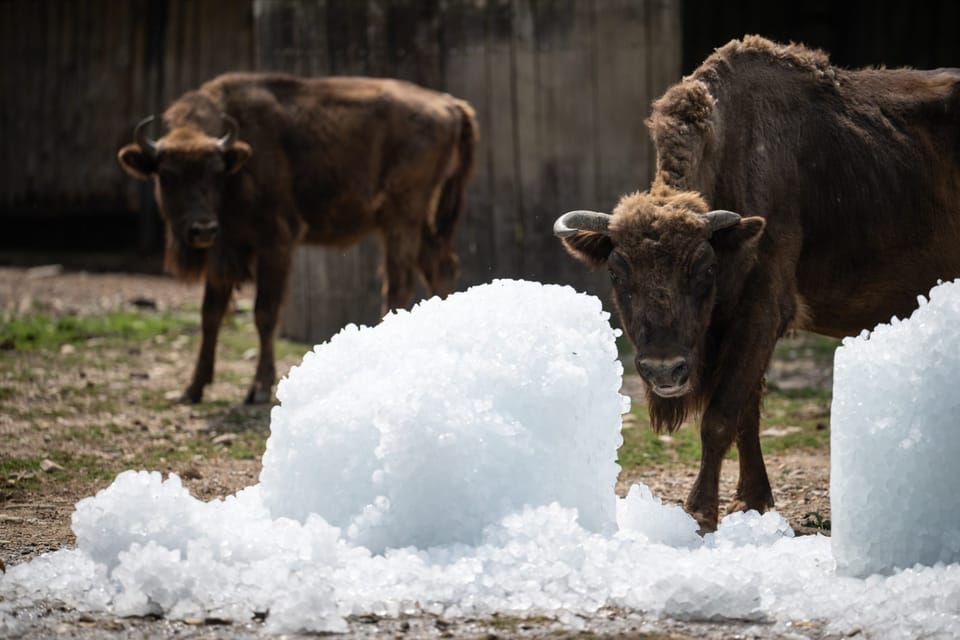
<box><xmin>60</xmin><ymin>344</ymin><xmax>76</xmax><ymax>355</ymax></box>
<box><xmin>26</xmin><ymin>264</ymin><xmax>63</xmax><ymax>280</ymax></box>
<box><xmin>242</xmin><ymin>348</ymin><xmax>258</xmax><ymax>361</ymax></box>
<box><xmin>760</xmin><ymin>426</ymin><xmax>802</xmax><ymax>438</ymax></box>
<box><xmin>40</xmin><ymin>459</ymin><xmax>64</xmax><ymax>473</ymax></box>
<box><xmin>212</xmin><ymin>433</ymin><xmax>238</xmax><ymax>446</ymax></box>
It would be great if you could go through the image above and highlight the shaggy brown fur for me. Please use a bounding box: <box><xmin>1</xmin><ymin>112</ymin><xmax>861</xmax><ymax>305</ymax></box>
<box><xmin>119</xmin><ymin>72</ymin><xmax>478</xmax><ymax>404</ymax></box>
<box><xmin>560</xmin><ymin>36</ymin><xmax>960</xmax><ymax>531</ymax></box>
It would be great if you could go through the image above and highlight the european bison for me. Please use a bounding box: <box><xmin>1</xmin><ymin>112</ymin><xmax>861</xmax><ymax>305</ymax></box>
<box><xmin>555</xmin><ymin>36</ymin><xmax>960</xmax><ymax>531</ymax></box>
<box><xmin>119</xmin><ymin>72</ymin><xmax>478</xmax><ymax>404</ymax></box>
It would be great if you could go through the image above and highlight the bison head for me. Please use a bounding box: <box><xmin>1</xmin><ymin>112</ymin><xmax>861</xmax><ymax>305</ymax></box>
<box><xmin>554</xmin><ymin>187</ymin><xmax>764</xmax><ymax>429</ymax></box>
<box><xmin>117</xmin><ymin>115</ymin><xmax>252</xmax><ymax>252</ymax></box>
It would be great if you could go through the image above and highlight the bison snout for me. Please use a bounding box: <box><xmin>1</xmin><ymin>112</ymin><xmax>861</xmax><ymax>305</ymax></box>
<box><xmin>636</xmin><ymin>355</ymin><xmax>692</xmax><ymax>398</ymax></box>
<box><xmin>188</xmin><ymin>221</ymin><xmax>219</xmax><ymax>248</ymax></box>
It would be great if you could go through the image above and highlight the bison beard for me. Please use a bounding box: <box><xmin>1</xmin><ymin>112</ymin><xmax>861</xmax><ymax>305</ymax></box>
<box><xmin>118</xmin><ymin>72</ymin><xmax>478</xmax><ymax>404</ymax></box>
<box><xmin>555</xmin><ymin>35</ymin><xmax>960</xmax><ymax>532</ymax></box>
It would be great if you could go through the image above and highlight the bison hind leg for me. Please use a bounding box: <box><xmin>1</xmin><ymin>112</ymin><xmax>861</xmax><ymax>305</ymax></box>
<box><xmin>417</xmin><ymin>232</ymin><xmax>460</xmax><ymax>298</ymax></box>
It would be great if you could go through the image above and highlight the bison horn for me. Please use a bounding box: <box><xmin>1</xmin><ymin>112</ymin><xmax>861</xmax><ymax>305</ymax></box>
<box><xmin>702</xmin><ymin>209</ymin><xmax>741</xmax><ymax>234</ymax></box>
<box><xmin>133</xmin><ymin>115</ymin><xmax>159</xmax><ymax>157</ymax></box>
<box><xmin>553</xmin><ymin>210</ymin><xmax>612</xmax><ymax>238</ymax></box>
<box><xmin>217</xmin><ymin>113</ymin><xmax>239</xmax><ymax>150</ymax></box>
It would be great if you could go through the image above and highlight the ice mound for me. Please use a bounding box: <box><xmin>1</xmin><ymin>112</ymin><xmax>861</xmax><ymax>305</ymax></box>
<box><xmin>4</xmin><ymin>279</ymin><xmax>960</xmax><ymax>637</ymax></box>
<box><xmin>831</xmin><ymin>279</ymin><xmax>960</xmax><ymax>577</ymax></box>
<box><xmin>259</xmin><ymin>279</ymin><xmax>626</xmax><ymax>551</ymax></box>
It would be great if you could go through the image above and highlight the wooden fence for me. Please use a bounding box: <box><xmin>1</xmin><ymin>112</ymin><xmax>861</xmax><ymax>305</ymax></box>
<box><xmin>255</xmin><ymin>0</ymin><xmax>682</xmax><ymax>342</ymax></box>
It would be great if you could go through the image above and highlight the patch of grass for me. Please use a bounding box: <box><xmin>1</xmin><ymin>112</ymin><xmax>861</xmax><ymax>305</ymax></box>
<box><xmin>42</xmin><ymin>450</ymin><xmax>119</xmax><ymax>482</ymax></box>
<box><xmin>772</xmin><ymin>387</ymin><xmax>832</xmax><ymax>401</ymax></box>
<box><xmin>0</xmin><ymin>456</ymin><xmax>44</xmax><ymax>496</ymax></box>
<box><xmin>617</xmin><ymin>410</ymin><xmax>704</xmax><ymax>469</ymax></box>
<box><xmin>1</xmin><ymin>310</ymin><xmax>195</xmax><ymax>352</ymax></box>
<box><xmin>774</xmin><ymin>331</ymin><xmax>841</xmax><ymax>362</ymax></box>
<box><xmin>0</xmin><ymin>456</ymin><xmax>43</xmax><ymax>476</ymax></box>
<box><xmin>617</xmin><ymin>385</ymin><xmax>831</xmax><ymax>473</ymax></box>
<box><xmin>62</xmin><ymin>423</ymin><xmax>127</xmax><ymax>445</ymax></box>
<box><xmin>140</xmin><ymin>431</ymin><xmax>267</xmax><ymax>466</ymax></box>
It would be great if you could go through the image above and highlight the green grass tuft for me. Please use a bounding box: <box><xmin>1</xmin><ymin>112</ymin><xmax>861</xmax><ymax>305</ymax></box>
<box><xmin>1</xmin><ymin>310</ymin><xmax>196</xmax><ymax>351</ymax></box>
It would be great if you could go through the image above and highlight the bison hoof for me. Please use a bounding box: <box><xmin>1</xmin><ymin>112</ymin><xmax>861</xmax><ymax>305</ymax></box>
<box><xmin>725</xmin><ymin>496</ymin><xmax>774</xmax><ymax>517</ymax></box>
<box><xmin>685</xmin><ymin>507</ymin><xmax>719</xmax><ymax>534</ymax></box>
<box><xmin>179</xmin><ymin>388</ymin><xmax>203</xmax><ymax>404</ymax></box>
<box><xmin>244</xmin><ymin>386</ymin><xmax>272</xmax><ymax>405</ymax></box>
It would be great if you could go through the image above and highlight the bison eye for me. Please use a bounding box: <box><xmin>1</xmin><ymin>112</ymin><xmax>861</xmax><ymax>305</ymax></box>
<box><xmin>608</xmin><ymin>268</ymin><xmax>620</xmax><ymax>285</ymax></box>
<box><xmin>691</xmin><ymin>262</ymin><xmax>717</xmax><ymax>295</ymax></box>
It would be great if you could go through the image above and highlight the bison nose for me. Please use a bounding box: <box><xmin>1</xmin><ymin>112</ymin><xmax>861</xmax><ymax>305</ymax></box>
<box><xmin>636</xmin><ymin>356</ymin><xmax>691</xmax><ymax>396</ymax></box>
<box><xmin>188</xmin><ymin>221</ymin><xmax>219</xmax><ymax>248</ymax></box>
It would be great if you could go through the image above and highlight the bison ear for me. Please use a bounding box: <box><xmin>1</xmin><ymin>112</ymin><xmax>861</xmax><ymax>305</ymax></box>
<box><xmin>223</xmin><ymin>141</ymin><xmax>252</xmax><ymax>175</ymax></box>
<box><xmin>561</xmin><ymin>231</ymin><xmax>615</xmax><ymax>268</ymax></box>
<box><xmin>710</xmin><ymin>216</ymin><xmax>765</xmax><ymax>251</ymax></box>
<box><xmin>117</xmin><ymin>144</ymin><xmax>156</xmax><ymax>180</ymax></box>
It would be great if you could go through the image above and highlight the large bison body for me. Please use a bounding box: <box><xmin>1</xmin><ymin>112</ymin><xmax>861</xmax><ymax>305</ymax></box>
<box><xmin>119</xmin><ymin>72</ymin><xmax>478</xmax><ymax>404</ymax></box>
<box><xmin>555</xmin><ymin>36</ymin><xmax>960</xmax><ymax>530</ymax></box>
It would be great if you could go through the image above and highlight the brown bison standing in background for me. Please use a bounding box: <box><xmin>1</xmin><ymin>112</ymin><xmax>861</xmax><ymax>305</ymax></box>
<box><xmin>555</xmin><ymin>36</ymin><xmax>960</xmax><ymax>531</ymax></box>
<box><xmin>119</xmin><ymin>72</ymin><xmax>478</xmax><ymax>404</ymax></box>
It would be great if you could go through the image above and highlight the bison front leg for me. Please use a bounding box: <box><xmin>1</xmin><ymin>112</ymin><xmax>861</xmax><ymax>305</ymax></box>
<box><xmin>686</xmin><ymin>402</ymin><xmax>739</xmax><ymax>533</ymax></box>
<box><xmin>730</xmin><ymin>388</ymin><xmax>774</xmax><ymax>515</ymax></box>
<box><xmin>686</xmin><ymin>316</ymin><xmax>779</xmax><ymax>532</ymax></box>
<box><xmin>182</xmin><ymin>280</ymin><xmax>232</xmax><ymax>403</ymax></box>
<box><xmin>245</xmin><ymin>254</ymin><xmax>290</xmax><ymax>404</ymax></box>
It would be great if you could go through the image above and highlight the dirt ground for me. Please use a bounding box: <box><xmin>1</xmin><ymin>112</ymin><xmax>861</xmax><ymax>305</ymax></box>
<box><xmin>0</xmin><ymin>264</ymin><xmax>834</xmax><ymax>639</ymax></box>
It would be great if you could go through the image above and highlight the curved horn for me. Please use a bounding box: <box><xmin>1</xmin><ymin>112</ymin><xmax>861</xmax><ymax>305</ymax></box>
<box><xmin>702</xmin><ymin>209</ymin><xmax>741</xmax><ymax>234</ymax></box>
<box><xmin>133</xmin><ymin>115</ymin><xmax>159</xmax><ymax>157</ymax></box>
<box><xmin>217</xmin><ymin>113</ymin><xmax>238</xmax><ymax>150</ymax></box>
<box><xmin>553</xmin><ymin>210</ymin><xmax>612</xmax><ymax>238</ymax></box>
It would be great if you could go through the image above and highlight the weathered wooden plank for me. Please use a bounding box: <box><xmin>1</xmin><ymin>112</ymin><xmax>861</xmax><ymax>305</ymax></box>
<box><xmin>484</xmin><ymin>0</ymin><xmax>523</xmax><ymax>282</ymax></box>
<box><xmin>516</xmin><ymin>0</ymin><xmax>603</xmax><ymax>291</ymax></box>
<box><xmin>438</xmin><ymin>0</ymin><xmax>496</xmax><ymax>286</ymax></box>
<box><xmin>646</xmin><ymin>0</ymin><xmax>682</xmax><ymax>182</ymax></box>
<box><xmin>509</xmin><ymin>0</ymin><xmax>539</xmax><ymax>280</ymax></box>
<box><xmin>593</xmin><ymin>0</ymin><xmax>652</xmax><ymax>201</ymax></box>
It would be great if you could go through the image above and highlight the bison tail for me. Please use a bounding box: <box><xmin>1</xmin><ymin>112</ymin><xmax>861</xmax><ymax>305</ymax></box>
<box><xmin>433</xmin><ymin>100</ymin><xmax>479</xmax><ymax>242</ymax></box>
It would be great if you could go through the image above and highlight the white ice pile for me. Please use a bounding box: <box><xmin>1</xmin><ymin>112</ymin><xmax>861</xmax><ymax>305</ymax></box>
<box><xmin>832</xmin><ymin>279</ymin><xmax>960</xmax><ymax>577</ymax></box>
<box><xmin>3</xmin><ymin>279</ymin><xmax>960</xmax><ymax>638</ymax></box>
